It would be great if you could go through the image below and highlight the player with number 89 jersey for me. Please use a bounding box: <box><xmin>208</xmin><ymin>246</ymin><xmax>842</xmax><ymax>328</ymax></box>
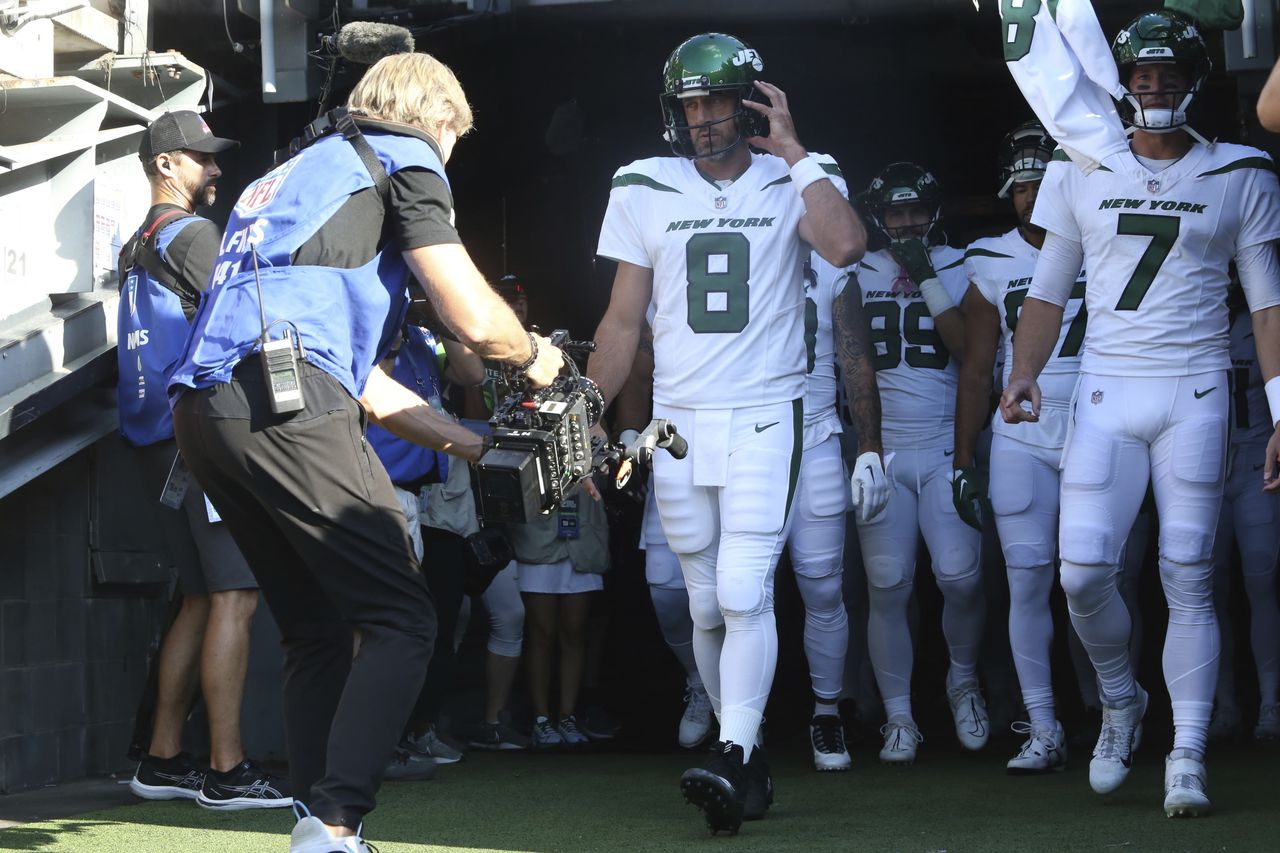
<box><xmin>1001</xmin><ymin>11</ymin><xmax>1280</xmax><ymax>817</ymax></box>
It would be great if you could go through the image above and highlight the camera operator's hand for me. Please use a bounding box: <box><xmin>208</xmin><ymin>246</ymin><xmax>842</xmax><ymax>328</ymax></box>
<box><xmin>524</xmin><ymin>334</ymin><xmax>565</xmax><ymax>389</ymax></box>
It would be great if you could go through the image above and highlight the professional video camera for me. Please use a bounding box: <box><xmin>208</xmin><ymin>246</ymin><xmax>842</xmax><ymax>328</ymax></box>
<box><xmin>474</xmin><ymin>331</ymin><xmax>689</xmax><ymax>523</ymax></box>
<box><xmin>474</xmin><ymin>331</ymin><xmax>605</xmax><ymax>523</ymax></box>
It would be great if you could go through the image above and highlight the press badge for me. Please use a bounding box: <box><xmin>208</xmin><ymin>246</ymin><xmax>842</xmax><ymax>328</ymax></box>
<box><xmin>159</xmin><ymin>452</ymin><xmax>191</xmax><ymax>509</ymax></box>
<box><xmin>558</xmin><ymin>497</ymin><xmax>580</xmax><ymax>539</ymax></box>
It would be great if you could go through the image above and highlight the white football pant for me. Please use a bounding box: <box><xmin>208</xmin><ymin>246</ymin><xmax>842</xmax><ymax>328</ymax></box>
<box><xmin>652</xmin><ymin>400</ymin><xmax>801</xmax><ymax>755</ymax></box>
<box><xmin>787</xmin><ymin>432</ymin><xmax>850</xmax><ymax>702</ymax></box>
<box><xmin>1059</xmin><ymin>372</ymin><xmax>1227</xmax><ymax>756</ymax></box>
<box><xmin>856</xmin><ymin>442</ymin><xmax>984</xmax><ymax>722</ymax></box>
<box><xmin>1213</xmin><ymin>438</ymin><xmax>1280</xmax><ymax>709</ymax></box>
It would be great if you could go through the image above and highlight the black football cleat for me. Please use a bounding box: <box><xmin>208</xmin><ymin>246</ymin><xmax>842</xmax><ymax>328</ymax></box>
<box><xmin>680</xmin><ymin>740</ymin><xmax>747</xmax><ymax>835</ymax></box>
<box><xmin>743</xmin><ymin>745</ymin><xmax>774</xmax><ymax>821</ymax></box>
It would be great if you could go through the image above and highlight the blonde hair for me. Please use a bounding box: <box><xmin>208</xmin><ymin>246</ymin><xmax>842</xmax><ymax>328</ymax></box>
<box><xmin>348</xmin><ymin>53</ymin><xmax>474</xmax><ymax>137</ymax></box>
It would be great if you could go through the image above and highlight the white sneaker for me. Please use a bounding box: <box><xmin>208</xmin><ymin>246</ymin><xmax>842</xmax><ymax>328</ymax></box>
<box><xmin>1163</xmin><ymin>749</ymin><xmax>1211</xmax><ymax>818</ymax></box>
<box><xmin>1089</xmin><ymin>686</ymin><xmax>1147</xmax><ymax>794</ymax></box>
<box><xmin>879</xmin><ymin>720</ymin><xmax>923</xmax><ymax>765</ymax></box>
<box><xmin>1006</xmin><ymin>720</ymin><xmax>1067</xmax><ymax>774</ymax></box>
<box><xmin>557</xmin><ymin>715</ymin><xmax>590</xmax><ymax>746</ymax></box>
<box><xmin>810</xmin><ymin>713</ymin><xmax>852</xmax><ymax>772</ymax></box>
<box><xmin>1254</xmin><ymin>703</ymin><xmax>1280</xmax><ymax>741</ymax></box>
<box><xmin>532</xmin><ymin>716</ymin><xmax>565</xmax><ymax>749</ymax></box>
<box><xmin>946</xmin><ymin>681</ymin><xmax>989</xmax><ymax>751</ymax></box>
<box><xmin>678</xmin><ymin>683</ymin><xmax>713</xmax><ymax>748</ymax></box>
<box><xmin>290</xmin><ymin>809</ymin><xmax>374</xmax><ymax>853</ymax></box>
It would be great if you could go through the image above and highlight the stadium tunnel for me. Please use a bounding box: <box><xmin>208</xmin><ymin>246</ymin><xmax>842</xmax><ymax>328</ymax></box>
<box><xmin>1</xmin><ymin>0</ymin><xmax>1277</xmax><ymax>791</ymax></box>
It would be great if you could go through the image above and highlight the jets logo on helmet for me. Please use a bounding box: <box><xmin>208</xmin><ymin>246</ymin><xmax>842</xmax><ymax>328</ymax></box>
<box><xmin>996</xmin><ymin>119</ymin><xmax>1055</xmax><ymax>199</ymax></box>
<box><xmin>660</xmin><ymin>32</ymin><xmax>768</xmax><ymax>159</ymax></box>
<box><xmin>865</xmin><ymin>162</ymin><xmax>943</xmax><ymax>243</ymax></box>
<box><xmin>1111</xmin><ymin>11</ymin><xmax>1211</xmax><ymax>136</ymax></box>
<box><xmin>730</xmin><ymin>48</ymin><xmax>763</xmax><ymax>71</ymax></box>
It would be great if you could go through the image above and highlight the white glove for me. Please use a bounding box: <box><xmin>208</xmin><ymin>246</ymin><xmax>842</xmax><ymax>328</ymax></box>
<box><xmin>850</xmin><ymin>451</ymin><xmax>894</xmax><ymax>523</ymax></box>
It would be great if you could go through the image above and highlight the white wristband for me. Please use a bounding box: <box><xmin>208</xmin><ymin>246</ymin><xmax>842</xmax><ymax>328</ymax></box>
<box><xmin>1266</xmin><ymin>376</ymin><xmax>1280</xmax><ymax>428</ymax></box>
<box><xmin>918</xmin><ymin>277</ymin><xmax>955</xmax><ymax>317</ymax></box>
<box><xmin>789</xmin><ymin>155</ymin><xmax>829</xmax><ymax>197</ymax></box>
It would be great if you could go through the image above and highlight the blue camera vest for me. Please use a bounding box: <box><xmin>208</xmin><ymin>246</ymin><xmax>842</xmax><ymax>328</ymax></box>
<box><xmin>117</xmin><ymin>214</ymin><xmax>202</xmax><ymax>447</ymax></box>
<box><xmin>168</xmin><ymin>129</ymin><xmax>448</xmax><ymax>401</ymax></box>
<box><xmin>367</xmin><ymin>325</ymin><xmax>451</xmax><ymax>487</ymax></box>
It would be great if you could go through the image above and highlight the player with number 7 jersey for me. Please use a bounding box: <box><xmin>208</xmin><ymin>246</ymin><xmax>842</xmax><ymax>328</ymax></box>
<box><xmin>1001</xmin><ymin>10</ymin><xmax>1280</xmax><ymax>817</ymax></box>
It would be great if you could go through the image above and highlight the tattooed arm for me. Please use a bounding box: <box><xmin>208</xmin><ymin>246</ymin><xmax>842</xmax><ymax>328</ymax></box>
<box><xmin>832</xmin><ymin>269</ymin><xmax>883</xmax><ymax>457</ymax></box>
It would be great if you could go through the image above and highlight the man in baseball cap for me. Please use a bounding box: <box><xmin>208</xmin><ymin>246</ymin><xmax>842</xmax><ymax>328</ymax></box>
<box><xmin>121</xmin><ymin>112</ymin><xmax>288</xmax><ymax>811</ymax></box>
<box><xmin>494</xmin><ymin>274</ymin><xmax>529</xmax><ymax>327</ymax></box>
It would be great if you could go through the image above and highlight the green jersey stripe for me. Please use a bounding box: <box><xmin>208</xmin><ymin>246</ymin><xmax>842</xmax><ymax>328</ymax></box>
<box><xmin>1197</xmin><ymin>157</ymin><xmax>1277</xmax><ymax>178</ymax></box>
<box><xmin>611</xmin><ymin>173</ymin><xmax>681</xmax><ymax>193</ymax></box>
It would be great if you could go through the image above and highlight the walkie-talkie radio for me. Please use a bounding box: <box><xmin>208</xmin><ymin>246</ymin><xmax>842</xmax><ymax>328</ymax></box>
<box><xmin>249</xmin><ymin>248</ymin><xmax>306</xmax><ymax>414</ymax></box>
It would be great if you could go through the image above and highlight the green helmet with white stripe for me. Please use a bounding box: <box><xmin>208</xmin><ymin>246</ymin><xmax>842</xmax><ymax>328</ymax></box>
<box><xmin>660</xmin><ymin>33</ymin><xmax>768</xmax><ymax>159</ymax></box>
<box><xmin>1112</xmin><ymin>11</ymin><xmax>1211</xmax><ymax>133</ymax></box>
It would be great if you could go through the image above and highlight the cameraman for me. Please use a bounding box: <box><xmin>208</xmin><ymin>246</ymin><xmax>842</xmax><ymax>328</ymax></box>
<box><xmin>168</xmin><ymin>53</ymin><xmax>563</xmax><ymax>851</ymax></box>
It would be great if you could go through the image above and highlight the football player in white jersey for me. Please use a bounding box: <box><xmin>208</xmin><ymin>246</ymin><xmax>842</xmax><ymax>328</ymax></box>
<box><xmin>955</xmin><ymin>120</ymin><xmax>1083</xmax><ymax>774</ymax></box>
<box><xmin>1209</xmin><ymin>288</ymin><xmax>1280</xmax><ymax>742</ymax></box>
<box><xmin>613</xmin><ymin>323</ymin><xmax>714</xmax><ymax>750</ymax></box>
<box><xmin>1002</xmin><ymin>11</ymin><xmax>1280</xmax><ymax>817</ymax></box>
<box><xmin>587</xmin><ymin>33</ymin><xmax>887</xmax><ymax>834</ymax></box>
<box><xmin>788</xmin><ymin>253</ymin><xmax>861</xmax><ymax>772</ymax></box>
<box><xmin>854</xmin><ymin>162</ymin><xmax>989</xmax><ymax>765</ymax></box>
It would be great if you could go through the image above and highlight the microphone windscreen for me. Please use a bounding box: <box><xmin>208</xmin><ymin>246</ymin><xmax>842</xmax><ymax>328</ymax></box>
<box><xmin>336</xmin><ymin>22</ymin><xmax>415</xmax><ymax>65</ymax></box>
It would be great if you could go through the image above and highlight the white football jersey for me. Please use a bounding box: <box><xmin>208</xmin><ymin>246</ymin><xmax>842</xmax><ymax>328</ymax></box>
<box><xmin>598</xmin><ymin>152</ymin><xmax>846</xmax><ymax>409</ymax></box>
<box><xmin>1227</xmin><ymin>311</ymin><xmax>1271</xmax><ymax>444</ymax></box>
<box><xmin>1001</xmin><ymin>0</ymin><xmax>1128</xmax><ymax>173</ymax></box>
<box><xmin>1033</xmin><ymin>144</ymin><xmax>1280</xmax><ymax>377</ymax></box>
<box><xmin>857</xmin><ymin>244</ymin><xmax>968</xmax><ymax>447</ymax></box>
<box><xmin>802</xmin><ymin>253</ymin><xmax>847</xmax><ymax>430</ymax></box>
<box><xmin>966</xmin><ymin>228</ymin><xmax>1087</xmax><ymax>406</ymax></box>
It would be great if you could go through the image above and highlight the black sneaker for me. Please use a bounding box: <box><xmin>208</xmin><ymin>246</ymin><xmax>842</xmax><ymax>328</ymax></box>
<box><xmin>196</xmin><ymin>759</ymin><xmax>292</xmax><ymax>810</ymax></box>
<box><xmin>129</xmin><ymin>752</ymin><xmax>206</xmax><ymax>801</ymax></box>
<box><xmin>580</xmin><ymin>705</ymin><xmax>621</xmax><ymax>741</ymax></box>
<box><xmin>743</xmin><ymin>746</ymin><xmax>774</xmax><ymax>821</ymax></box>
<box><xmin>383</xmin><ymin>746</ymin><xmax>439</xmax><ymax>782</ymax></box>
<box><xmin>680</xmin><ymin>740</ymin><xmax>747</xmax><ymax>835</ymax></box>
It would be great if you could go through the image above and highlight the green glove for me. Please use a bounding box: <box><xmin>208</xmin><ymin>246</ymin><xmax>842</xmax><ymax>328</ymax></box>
<box><xmin>949</xmin><ymin>465</ymin><xmax>990</xmax><ymax>532</ymax></box>
<box><xmin>1164</xmin><ymin>0</ymin><xmax>1243</xmax><ymax>31</ymax></box>
<box><xmin>889</xmin><ymin>237</ymin><xmax>937</xmax><ymax>287</ymax></box>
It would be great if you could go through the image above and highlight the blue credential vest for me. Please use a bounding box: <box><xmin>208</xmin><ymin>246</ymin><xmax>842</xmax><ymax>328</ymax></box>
<box><xmin>168</xmin><ymin>129</ymin><xmax>449</xmax><ymax>400</ymax></box>
<box><xmin>366</xmin><ymin>325</ymin><xmax>451</xmax><ymax>486</ymax></box>
<box><xmin>117</xmin><ymin>216</ymin><xmax>202</xmax><ymax>447</ymax></box>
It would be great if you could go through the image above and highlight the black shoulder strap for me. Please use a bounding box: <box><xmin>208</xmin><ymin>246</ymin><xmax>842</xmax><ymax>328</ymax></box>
<box><xmin>274</xmin><ymin>106</ymin><xmax>391</xmax><ymax>206</ymax></box>
<box><xmin>117</xmin><ymin>209</ymin><xmax>201</xmax><ymax>305</ymax></box>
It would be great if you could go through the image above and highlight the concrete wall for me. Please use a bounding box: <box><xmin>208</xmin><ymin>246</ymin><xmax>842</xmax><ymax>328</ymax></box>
<box><xmin>0</xmin><ymin>438</ymin><xmax>285</xmax><ymax>794</ymax></box>
<box><xmin>0</xmin><ymin>448</ymin><xmax>167</xmax><ymax>792</ymax></box>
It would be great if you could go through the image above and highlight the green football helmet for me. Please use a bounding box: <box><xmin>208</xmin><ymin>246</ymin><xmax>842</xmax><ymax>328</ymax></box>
<box><xmin>996</xmin><ymin>120</ymin><xmax>1055</xmax><ymax>198</ymax></box>
<box><xmin>660</xmin><ymin>32</ymin><xmax>767</xmax><ymax>159</ymax></box>
<box><xmin>865</xmin><ymin>162</ymin><xmax>943</xmax><ymax>243</ymax></box>
<box><xmin>1112</xmin><ymin>11</ymin><xmax>1210</xmax><ymax>133</ymax></box>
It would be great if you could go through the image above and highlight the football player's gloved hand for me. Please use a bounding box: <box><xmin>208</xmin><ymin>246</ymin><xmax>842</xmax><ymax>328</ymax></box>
<box><xmin>888</xmin><ymin>237</ymin><xmax>937</xmax><ymax>286</ymax></box>
<box><xmin>949</xmin><ymin>465</ymin><xmax>990</xmax><ymax>531</ymax></box>
<box><xmin>850</xmin><ymin>451</ymin><xmax>894</xmax><ymax>523</ymax></box>
<box><xmin>891</xmin><ymin>237</ymin><xmax>955</xmax><ymax>317</ymax></box>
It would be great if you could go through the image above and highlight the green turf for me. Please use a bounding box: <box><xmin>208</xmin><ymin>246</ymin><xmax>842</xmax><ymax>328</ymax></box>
<box><xmin>1</xmin><ymin>739</ymin><xmax>1275</xmax><ymax>852</ymax></box>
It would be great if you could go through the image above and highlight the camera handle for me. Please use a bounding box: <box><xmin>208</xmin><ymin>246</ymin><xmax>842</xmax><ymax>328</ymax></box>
<box><xmin>594</xmin><ymin>418</ymin><xmax>689</xmax><ymax>490</ymax></box>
